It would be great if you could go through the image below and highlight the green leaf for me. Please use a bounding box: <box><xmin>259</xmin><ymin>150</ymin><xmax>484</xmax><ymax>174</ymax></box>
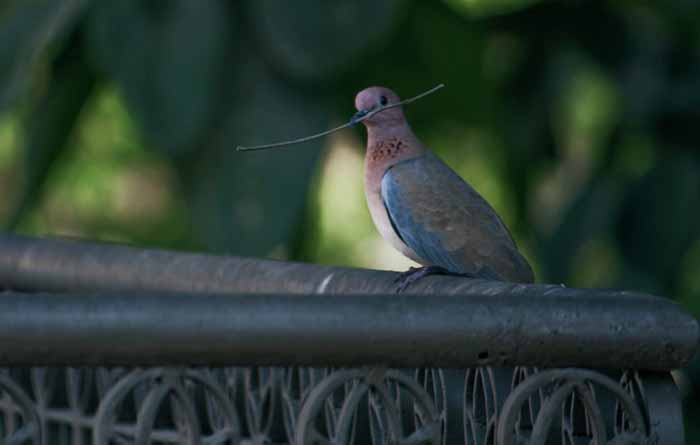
<box><xmin>247</xmin><ymin>0</ymin><xmax>402</xmax><ymax>81</ymax></box>
<box><xmin>85</xmin><ymin>0</ymin><xmax>230</xmax><ymax>156</ymax></box>
<box><xmin>0</xmin><ymin>0</ymin><xmax>87</xmax><ymax>112</ymax></box>
<box><xmin>443</xmin><ymin>0</ymin><xmax>543</xmax><ymax>18</ymax></box>
<box><xmin>6</xmin><ymin>35</ymin><xmax>97</xmax><ymax>229</ymax></box>
<box><xmin>538</xmin><ymin>177</ymin><xmax>624</xmax><ymax>283</ymax></box>
<box><xmin>331</xmin><ymin>1</ymin><xmax>493</xmax><ymax>130</ymax></box>
<box><xmin>181</xmin><ymin>60</ymin><xmax>327</xmax><ymax>257</ymax></box>
<box><xmin>617</xmin><ymin>152</ymin><xmax>700</xmax><ymax>285</ymax></box>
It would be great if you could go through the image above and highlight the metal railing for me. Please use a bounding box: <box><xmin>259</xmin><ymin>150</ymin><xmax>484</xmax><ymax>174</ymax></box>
<box><xmin>0</xmin><ymin>234</ymin><xmax>697</xmax><ymax>444</ymax></box>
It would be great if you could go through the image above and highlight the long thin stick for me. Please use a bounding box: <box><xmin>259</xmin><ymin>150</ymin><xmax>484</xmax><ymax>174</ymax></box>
<box><xmin>236</xmin><ymin>121</ymin><xmax>356</xmax><ymax>152</ymax></box>
<box><xmin>236</xmin><ymin>84</ymin><xmax>444</xmax><ymax>152</ymax></box>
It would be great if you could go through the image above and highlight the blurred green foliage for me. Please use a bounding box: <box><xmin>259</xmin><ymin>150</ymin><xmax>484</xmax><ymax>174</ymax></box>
<box><xmin>1</xmin><ymin>0</ymin><xmax>699</xmax><ymax>438</ymax></box>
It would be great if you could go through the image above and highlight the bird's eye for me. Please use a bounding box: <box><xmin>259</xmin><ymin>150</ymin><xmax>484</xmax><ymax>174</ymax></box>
<box><xmin>380</xmin><ymin>95</ymin><xmax>388</xmax><ymax>106</ymax></box>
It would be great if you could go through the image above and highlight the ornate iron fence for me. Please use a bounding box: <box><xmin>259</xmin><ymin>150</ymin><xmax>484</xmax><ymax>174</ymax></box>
<box><xmin>0</xmin><ymin>234</ymin><xmax>697</xmax><ymax>444</ymax></box>
<box><xmin>0</xmin><ymin>366</ymin><xmax>683</xmax><ymax>444</ymax></box>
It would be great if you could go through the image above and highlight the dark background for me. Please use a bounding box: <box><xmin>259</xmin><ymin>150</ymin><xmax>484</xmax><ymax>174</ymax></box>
<box><xmin>1</xmin><ymin>0</ymin><xmax>698</xmax><ymax>438</ymax></box>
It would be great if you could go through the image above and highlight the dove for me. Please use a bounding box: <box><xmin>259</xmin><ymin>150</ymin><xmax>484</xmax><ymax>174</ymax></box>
<box><xmin>236</xmin><ymin>84</ymin><xmax>533</xmax><ymax>291</ymax></box>
<box><xmin>353</xmin><ymin>86</ymin><xmax>535</xmax><ymax>290</ymax></box>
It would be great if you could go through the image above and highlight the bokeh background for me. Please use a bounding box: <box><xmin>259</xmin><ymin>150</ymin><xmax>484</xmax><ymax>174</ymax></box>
<box><xmin>1</xmin><ymin>0</ymin><xmax>699</xmax><ymax>438</ymax></box>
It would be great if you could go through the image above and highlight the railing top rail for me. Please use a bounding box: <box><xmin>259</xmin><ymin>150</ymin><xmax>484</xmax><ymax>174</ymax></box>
<box><xmin>0</xmin><ymin>233</ymin><xmax>686</xmax><ymax>299</ymax></box>
<box><xmin>0</xmin><ymin>233</ymin><xmax>697</xmax><ymax>370</ymax></box>
<box><xmin>0</xmin><ymin>289</ymin><xmax>695</xmax><ymax>369</ymax></box>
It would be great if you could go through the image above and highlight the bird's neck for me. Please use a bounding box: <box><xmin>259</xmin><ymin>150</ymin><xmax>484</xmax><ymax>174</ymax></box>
<box><xmin>363</xmin><ymin>124</ymin><xmax>426</xmax><ymax>193</ymax></box>
<box><xmin>365</xmin><ymin>124</ymin><xmax>425</xmax><ymax>168</ymax></box>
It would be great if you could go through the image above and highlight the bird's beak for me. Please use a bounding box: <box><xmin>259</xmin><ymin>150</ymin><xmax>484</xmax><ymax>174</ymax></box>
<box><xmin>350</xmin><ymin>106</ymin><xmax>375</xmax><ymax>124</ymax></box>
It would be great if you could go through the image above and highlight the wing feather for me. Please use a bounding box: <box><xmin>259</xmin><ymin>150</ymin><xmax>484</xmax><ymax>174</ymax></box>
<box><xmin>381</xmin><ymin>152</ymin><xmax>534</xmax><ymax>282</ymax></box>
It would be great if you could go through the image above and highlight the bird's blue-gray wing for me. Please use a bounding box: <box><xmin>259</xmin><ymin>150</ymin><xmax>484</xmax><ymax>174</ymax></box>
<box><xmin>381</xmin><ymin>176</ymin><xmax>468</xmax><ymax>274</ymax></box>
<box><xmin>381</xmin><ymin>152</ymin><xmax>534</xmax><ymax>283</ymax></box>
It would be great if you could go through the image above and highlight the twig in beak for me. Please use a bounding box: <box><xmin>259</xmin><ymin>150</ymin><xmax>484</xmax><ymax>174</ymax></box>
<box><xmin>236</xmin><ymin>84</ymin><xmax>444</xmax><ymax>152</ymax></box>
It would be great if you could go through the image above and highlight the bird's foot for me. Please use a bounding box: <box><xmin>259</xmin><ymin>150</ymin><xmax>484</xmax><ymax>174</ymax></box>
<box><xmin>393</xmin><ymin>265</ymin><xmax>451</xmax><ymax>293</ymax></box>
<box><xmin>393</xmin><ymin>266</ymin><xmax>481</xmax><ymax>293</ymax></box>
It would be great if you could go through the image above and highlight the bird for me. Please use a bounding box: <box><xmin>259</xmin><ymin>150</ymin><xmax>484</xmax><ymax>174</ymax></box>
<box><xmin>353</xmin><ymin>86</ymin><xmax>535</xmax><ymax>291</ymax></box>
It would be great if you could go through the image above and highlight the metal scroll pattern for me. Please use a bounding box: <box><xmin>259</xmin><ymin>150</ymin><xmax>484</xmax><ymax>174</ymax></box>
<box><xmin>0</xmin><ymin>370</ymin><xmax>41</xmax><ymax>444</ymax></box>
<box><xmin>0</xmin><ymin>367</ymin><xmax>661</xmax><ymax>444</ymax></box>
<box><xmin>496</xmin><ymin>368</ymin><xmax>651</xmax><ymax>445</ymax></box>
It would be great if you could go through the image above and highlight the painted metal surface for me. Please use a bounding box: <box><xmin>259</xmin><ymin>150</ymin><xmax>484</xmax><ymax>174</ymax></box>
<box><xmin>0</xmin><ymin>234</ymin><xmax>695</xmax><ymax>443</ymax></box>
<box><xmin>0</xmin><ymin>290</ymin><xmax>695</xmax><ymax>370</ymax></box>
<box><xmin>0</xmin><ymin>367</ymin><xmax>682</xmax><ymax>444</ymax></box>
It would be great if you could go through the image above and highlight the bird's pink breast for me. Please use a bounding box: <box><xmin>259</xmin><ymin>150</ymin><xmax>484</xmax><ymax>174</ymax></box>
<box><xmin>363</xmin><ymin>129</ymin><xmax>426</xmax><ymax>264</ymax></box>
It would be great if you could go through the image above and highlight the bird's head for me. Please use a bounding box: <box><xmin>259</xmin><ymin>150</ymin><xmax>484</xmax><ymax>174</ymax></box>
<box><xmin>352</xmin><ymin>86</ymin><xmax>405</xmax><ymax>127</ymax></box>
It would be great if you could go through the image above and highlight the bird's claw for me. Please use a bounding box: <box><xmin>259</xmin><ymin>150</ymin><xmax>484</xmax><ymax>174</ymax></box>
<box><xmin>392</xmin><ymin>267</ymin><xmax>421</xmax><ymax>284</ymax></box>
<box><xmin>393</xmin><ymin>266</ymin><xmax>450</xmax><ymax>293</ymax></box>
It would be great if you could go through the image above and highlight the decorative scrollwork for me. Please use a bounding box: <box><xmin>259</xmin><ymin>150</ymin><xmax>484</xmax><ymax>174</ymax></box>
<box><xmin>294</xmin><ymin>367</ymin><xmax>442</xmax><ymax>445</ymax></box>
<box><xmin>96</xmin><ymin>367</ymin><xmax>130</xmax><ymax>401</ymax></box>
<box><xmin>497</xmin><ymin>368</ymin><xmax>650</xmax><ymax>445</ymax></box>
<box><xmin>66</xmin><ymin>367</ymin><xmax>95</xmax><ymax>415</ymax></box>
<box><xmin>93</xmin><ymin>367</ymin><xmax>240</xmax><ymax>444</ymax></box>
<box><xmin>0</xmin><ymin>373</ymin><xmax>41</xmax><ymax>444</ymax></box>
<box><xmin>204</xmin><ymin>367</ymin><xmax>278</xmax><ymax>443</ymax></box>
<box><xmin>617</xmin><ymin>370</ymin><xmax>650</xmax><ymax>438</ymax></box>
<box><xmin>0</xmin><ymin>366</ymin><xmax>675</xmax><ymax>444</ymax></box>
<box><xmin>281</xmin><ymin>367</ymin><xmax>330</xmax><ymax>443</ymax></box>
<box><xmin>416</xmin><ymin>368</ymin><xmax>447</xmax><ymax>445</ymax></box>
<box><xmin>29</xmin><ymin>368</ymin><xmax>57</xmax><ymax>412</ymax></box>
<box><xmin>509</xmin><ymin>366</ymin><xmax>543</xmax><ymax>436</ymax></box>
<box><xmin>463</xmin><ymin>367</ymin><xmax>502</xmax><ymax>445</ymax></box>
